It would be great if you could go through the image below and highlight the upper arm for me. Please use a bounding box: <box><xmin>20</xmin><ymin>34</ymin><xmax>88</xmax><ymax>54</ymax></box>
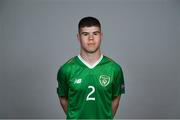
<box><xmin>59</xmin><ymin>96</ymin><xmax>68</xmax><ymax>105</ymax></box>
<box><xmin>59</xmin><ymin>96</ymin><xmax>68</xmax><ymax>114</ymax></box>
<box><xmin>113</xmin><ymin>96</ymin><xmax>120</xmax><ymax>101</ymax></box>
<box><xmin>112</xmin><ymin>96</ymin><xmax>121</xmax><ymax>117</ymax></box>
<box><xmin>57</xmin><ymin>67</ymin><xmax>68</xmax><ymax>97</ymax></box>
<box><xmin>112</xmin><ymin>65</ymin><xmax>125</xmax><ymax>96</ymax></box>
<box><xmin>112</xmin><ymin>96</ymin><xmax>121</xmax><ymax>106</ymax></box>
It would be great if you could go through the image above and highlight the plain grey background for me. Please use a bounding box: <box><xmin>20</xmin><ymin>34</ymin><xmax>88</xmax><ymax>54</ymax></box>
<box><xmin>0</xmin><ymin>0</ymin><xmax>180</xmax><ymax>119</ymax></box>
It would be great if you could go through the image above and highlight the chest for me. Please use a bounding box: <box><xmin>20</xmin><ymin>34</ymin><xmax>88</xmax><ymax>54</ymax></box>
<box><xmin>67</xmin><ymin>67</ymin><xmax>115</xmax><ymax>92</ymax></box>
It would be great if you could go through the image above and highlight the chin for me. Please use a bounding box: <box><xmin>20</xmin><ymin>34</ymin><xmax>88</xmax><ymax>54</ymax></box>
<box><xmin>86</xmin><ymin>49</ymin><xmax>99</xmax><ymax>54</ymax></box>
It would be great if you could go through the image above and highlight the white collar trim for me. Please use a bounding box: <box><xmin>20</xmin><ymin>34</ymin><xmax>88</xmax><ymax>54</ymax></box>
<box><xmin>78</xmin><ymin>54</ymin><xmax>103</xmax><ymax>69</ymax></box>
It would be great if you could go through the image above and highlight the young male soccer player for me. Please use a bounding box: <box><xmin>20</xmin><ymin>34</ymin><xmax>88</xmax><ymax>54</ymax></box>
<box><xmin>57</xmin><ymin>16</ymin><xmax>125</xmax><ymax>119</ymax></box>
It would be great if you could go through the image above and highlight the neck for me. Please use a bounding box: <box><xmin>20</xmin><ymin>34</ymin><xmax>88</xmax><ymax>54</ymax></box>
<box><xmin>80</xmin><ymin>50</ymin><xmax>102</xmax><ymax>65</ymax></box>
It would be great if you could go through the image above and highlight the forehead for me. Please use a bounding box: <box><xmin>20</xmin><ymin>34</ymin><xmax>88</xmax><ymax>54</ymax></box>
<box><xmin>80</xmin><ymin>26</ymin><xmax>101</xmax><ymax>33</ymax></box>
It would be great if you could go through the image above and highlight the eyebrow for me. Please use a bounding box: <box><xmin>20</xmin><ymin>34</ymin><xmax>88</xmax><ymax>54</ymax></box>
<box><xmin>81</xmin><ymin>31</ymin><xmax>100</xmax><ymax>34</ymax></box>
<box><xmin>93</xmin><ymin>31</ymin><xmax>101</xmax><ymax>33</ymax></box>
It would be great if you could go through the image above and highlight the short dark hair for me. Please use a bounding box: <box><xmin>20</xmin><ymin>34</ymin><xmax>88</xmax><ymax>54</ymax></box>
<box><xmin>78</xmin><ymin>16</ymin><xmax>101</xmax><ymax>32</ymax></box>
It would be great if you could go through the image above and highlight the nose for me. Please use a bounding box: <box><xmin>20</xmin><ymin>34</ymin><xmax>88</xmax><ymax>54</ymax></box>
<box><xmin>89</xmin><ymin>34</ymin><xmax>94</xmax><ymax>40</ymax></box>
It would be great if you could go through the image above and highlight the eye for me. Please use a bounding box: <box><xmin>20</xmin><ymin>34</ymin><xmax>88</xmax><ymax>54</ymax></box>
<box><xmin>93</xmin><ymin>33</ymin><xmax>97</xmax><ymax>35</ymax></box>
<box><xmin>93</xmin><ymin>32</ymin><xmax>100</xmax><ymax>36</ymax></box>
<box><xmin>82</xmin><ymin>32</ymin><xmax>88</xmax><ymax>36</ymax></box>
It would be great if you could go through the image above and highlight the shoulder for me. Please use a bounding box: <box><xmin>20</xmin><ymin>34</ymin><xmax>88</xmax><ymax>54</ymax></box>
<box><xmin>57</xmin><ymin>56</ymin><xmax>77</xmax><ymax>75</ymax></box>
<box><xmin>103</xmin><ymin>55</ymin><xmax>124</xmax><ymax>74</ymax></box>
<box><xmin>103</xmin><ymin>56</ymin><xmax>124</xmax><ymax>79</ymax></box>
<box><xmin>104</xmin><ymin>55</ymin><xmax>122</xmax><ymax>68</ymax></box>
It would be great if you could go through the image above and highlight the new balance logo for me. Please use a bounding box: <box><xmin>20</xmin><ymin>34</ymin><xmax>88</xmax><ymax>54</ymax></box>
<box><xmin>74</xmin><ymin>79</ymin><xmax>82</xmax><ymax>84</ymax></box>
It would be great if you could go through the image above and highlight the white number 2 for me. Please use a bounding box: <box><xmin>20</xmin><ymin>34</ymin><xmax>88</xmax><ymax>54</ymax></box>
<box><xmin>86</xmin><ymin>86</ymin><xmax>95</xmax><ymax>101</ymax></box>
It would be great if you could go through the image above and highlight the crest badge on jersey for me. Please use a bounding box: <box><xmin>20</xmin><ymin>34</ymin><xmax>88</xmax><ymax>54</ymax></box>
<box><xmin>99</xmin><ymin>75</ymin><xmax>110</xmax><ymax>87</ymax></box>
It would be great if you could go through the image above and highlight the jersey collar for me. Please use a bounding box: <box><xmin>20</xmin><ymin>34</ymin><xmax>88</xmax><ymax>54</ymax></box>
<box><xmin>77</xmin><ymin>54</ymin><xmax>103</xmax><ymax>69</ymax></box>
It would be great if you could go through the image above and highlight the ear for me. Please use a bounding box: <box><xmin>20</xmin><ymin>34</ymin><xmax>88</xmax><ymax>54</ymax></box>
<box><xmin>101</xmin><ymin>32</ymin><xmax>103</xmax><ymax>39</ymax></box>
<box><xmin>77</xmin><ymin>33</ymin><xmax>80</xmax><ymax>42</ymax></box>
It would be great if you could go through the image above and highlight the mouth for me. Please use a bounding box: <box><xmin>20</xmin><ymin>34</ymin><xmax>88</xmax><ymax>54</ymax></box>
<box><xmin>88</xmin><ymin>43</ymin><xmax>95</xmax><ymax>46</ymax></box>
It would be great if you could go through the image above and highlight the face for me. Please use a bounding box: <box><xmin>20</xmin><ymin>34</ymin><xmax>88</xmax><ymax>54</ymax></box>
<box><xmin>77</xmin><ymin>26</ymin><xmax>102</xmax><ymax>54</ymax></box>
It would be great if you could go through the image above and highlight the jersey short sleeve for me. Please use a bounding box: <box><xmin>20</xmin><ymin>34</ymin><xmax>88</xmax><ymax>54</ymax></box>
<box><xmin>57</xmin><ymin>66</ymin><xmax>68</xmax><ymax>97</ymax></box>
<box><xmin>112</xmin><ymin>65</ymin><xmax>125</xmax><ymax>96</ymax></box>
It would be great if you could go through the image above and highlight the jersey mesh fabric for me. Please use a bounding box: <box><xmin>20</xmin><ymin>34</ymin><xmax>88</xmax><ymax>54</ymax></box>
<box><xmin>57</xmin><ymin>55</ymin><xmax>125</xmax><ymax>119</ymax></box>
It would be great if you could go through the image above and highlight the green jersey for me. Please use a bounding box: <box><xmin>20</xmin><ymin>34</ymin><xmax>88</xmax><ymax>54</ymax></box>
<box><xmin>57</xmin><ymin>55</ymin><xmax>125</xmax><ymax>119</ymax></box>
